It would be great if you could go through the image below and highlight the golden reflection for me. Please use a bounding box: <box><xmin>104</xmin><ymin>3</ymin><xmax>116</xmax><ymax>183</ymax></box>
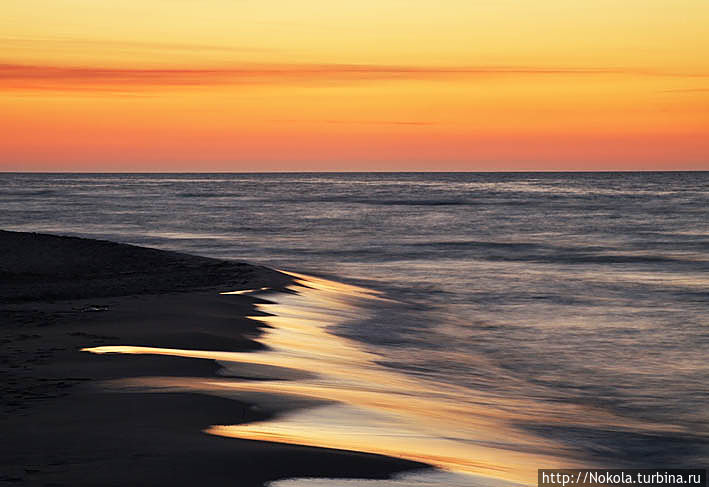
<box><xmin>207</xmin><ymin>404</ymin><xmax>514</xmax><ymax>475</ymax></box>
<box><xmin>83</xmin><ymin>272</ymin><xmax>636</xmax><ymax>484</ymax></box>
<box><xmin>219</xmin><ymin>287</ymin><xmax>271</xmax><ymax>295</ymax></box>
<box><xmin>278</xmin><ymin>270</ymin><xmax>394</xmax><ymax>302</ymax></box>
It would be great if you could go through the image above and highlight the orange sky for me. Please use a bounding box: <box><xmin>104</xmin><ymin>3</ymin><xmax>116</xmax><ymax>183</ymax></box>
<box><xmin>1</xmin><ymin>0</ymin><xmax>708</xmax><ymax>171</ymax></box>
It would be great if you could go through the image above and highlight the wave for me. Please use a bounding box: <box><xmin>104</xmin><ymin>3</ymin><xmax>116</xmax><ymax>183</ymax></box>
<box><xmin>176</xmin><ymin>192</ymin><xmax>249</xmax><ymax>198</ymax></box>
<box><xmin>260</xmin><ymin>241</ymin><xmax>704</xmax><ymax>267</ymax></box>
<box><xmin>82</xmin><ymin>272</ymin><xmax>581</xmax><ymax>485</ymax></box>
<box><xmin>408</xmin><ymin>241</ymin><xmax>702</xmax><ymax>265</ymax></box>
<box><xmin>0</xmin><ymin>189</ymin><xmax>57</xmax><ymax>196</ymax></box>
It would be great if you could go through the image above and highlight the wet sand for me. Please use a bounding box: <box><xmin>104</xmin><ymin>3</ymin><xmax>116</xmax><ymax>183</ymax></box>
<box><xmin>0</xmin><ymin>231</ymin><xmax>427</xmax><ymax>486</ymax></box>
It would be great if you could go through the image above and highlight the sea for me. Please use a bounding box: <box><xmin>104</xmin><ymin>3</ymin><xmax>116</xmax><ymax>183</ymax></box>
<box><xmin>2</xmin><ymin>172</ymin><xmax>708</xmax><ymax>485</ymax></box>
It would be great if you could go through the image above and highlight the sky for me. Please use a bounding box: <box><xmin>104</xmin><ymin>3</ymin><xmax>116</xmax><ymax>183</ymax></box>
<box><xmin>1</xmin><ymin>0</ymin><xmax>708</xmax><ymax>171</ymax></box>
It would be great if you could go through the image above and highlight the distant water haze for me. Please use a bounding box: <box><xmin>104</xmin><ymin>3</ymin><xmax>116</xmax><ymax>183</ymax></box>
<box><xmin>3</xmin><ymin>172</ymin><xmax>708</xmax><ymax>483</ymax></box>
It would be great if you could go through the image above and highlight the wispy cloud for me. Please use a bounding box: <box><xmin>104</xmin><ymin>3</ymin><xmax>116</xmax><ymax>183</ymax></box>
<box><xmin>271</xmin><ymin>119</ymin><xmax>438</xmax><ymax>126</ymax></box>
<box><xmin>660</xmin><ymin>87</ymin><xmax>709</xmax><ymax>93</ymax></box>
<box><xmin>1</xmin><ymin>62</ymin><xmax>707</xmax><ymax>93</ymax></box>
<box><xmin>1</xmin><ymin>36</ymin><xmax>272</xmax><ymax>53</ymax></box>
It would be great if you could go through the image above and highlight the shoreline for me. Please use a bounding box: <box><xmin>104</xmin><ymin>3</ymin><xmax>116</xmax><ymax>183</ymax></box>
<box><xmin>0</xmin><ymin>230</ymin><xmax>428</xmax><ymax>486</ymax></box>
<box><xmin>81</xmin><ymin>270</ymin><xmax>562</xmax><ymax>485</ymax></box>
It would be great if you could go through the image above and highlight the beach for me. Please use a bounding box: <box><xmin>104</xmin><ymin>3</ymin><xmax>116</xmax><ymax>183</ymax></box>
<box><xmin>0</xmin><ymin>230</ymin><xmax>428</xmax><ymax>486</ymax></box>
<box><xmin>2</xmin><ymin>172</ymin><xmax>707</xmax><ymax>486</ymax></box>
<box><xmin>3</xmin><ymin>0</ymin><xmax>707</xmax><ymax>478</ymax></box>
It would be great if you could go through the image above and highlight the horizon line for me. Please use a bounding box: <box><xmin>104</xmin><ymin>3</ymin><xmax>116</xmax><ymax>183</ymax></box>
<box><xmin>2</xmin><ymin>170</ymin><xmax>708</xmax><ymax>174</ymax></box>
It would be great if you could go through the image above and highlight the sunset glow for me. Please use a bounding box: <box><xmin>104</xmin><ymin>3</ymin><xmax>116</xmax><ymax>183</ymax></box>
<box><xmin>2</xmin><ymin>0</ymin><xmax>708</xmax><ymax>171</ymax></box>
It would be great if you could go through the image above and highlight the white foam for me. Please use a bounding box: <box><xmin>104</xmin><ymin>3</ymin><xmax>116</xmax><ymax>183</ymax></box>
<box><xmin>267</xmin><ymin>470</ymin><xmax>524</xmax><ymax>487</ymax></box>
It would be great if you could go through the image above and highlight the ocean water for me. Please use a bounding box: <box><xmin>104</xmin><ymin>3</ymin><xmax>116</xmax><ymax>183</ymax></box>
<box><xmin>2</xmin><ymin>172</ymin><xmax>708</xmax><ymax>483</ymax></box>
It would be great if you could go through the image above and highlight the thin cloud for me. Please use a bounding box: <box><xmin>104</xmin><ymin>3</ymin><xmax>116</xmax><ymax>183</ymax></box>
<box><xmin>271</xmin><ymin>119</ymin><xmax>438</xmax><ymax>126</ymax></box>
<box><xmin>1</xmin><ymin>62</ymin><xmax>707</xmax><ymax>93</ymax></box>
<box><xmin>325</xmin><ymin>120</ymin><xmax>437</xmax><ymax>126</ymax></box>
<box><xmin>1</xmin><ymin>36</ymin><xmax>273</xmax><ymax>53</ymax></box>
<box><xmin>660</xmin><ymin>87</ymin><xmax>709</xmax><ymax>93</ymax></box>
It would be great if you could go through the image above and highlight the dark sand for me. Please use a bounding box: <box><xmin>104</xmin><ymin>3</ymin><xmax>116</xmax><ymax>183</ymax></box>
<box><xmin>0</xmin><ymin>231</ymin><xmax>427</xmax><ymax>486</ymax></box>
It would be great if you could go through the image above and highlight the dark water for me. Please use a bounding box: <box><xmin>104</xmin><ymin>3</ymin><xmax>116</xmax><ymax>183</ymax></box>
<box><xmin>2</xmin><ymin>172</ymin><xmax>708</xmax><ymax>469</ymax></box>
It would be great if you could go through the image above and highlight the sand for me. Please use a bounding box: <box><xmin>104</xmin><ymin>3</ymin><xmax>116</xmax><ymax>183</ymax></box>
<box><xmin>0</xmin><ymin>231</ymin><xmax>426</xmax><ymax>486</ymax></box>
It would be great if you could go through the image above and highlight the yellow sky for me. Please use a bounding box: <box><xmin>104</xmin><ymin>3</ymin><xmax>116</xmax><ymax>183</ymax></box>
<box><xmin>1</xmin><ymin>0</ymin><xmax>708</xmax><ymax>170</ymax></box>
<box><xmin>3</xmin><ymin>0</ymin><xmax>708</xmax><ymax>67</ymax></box>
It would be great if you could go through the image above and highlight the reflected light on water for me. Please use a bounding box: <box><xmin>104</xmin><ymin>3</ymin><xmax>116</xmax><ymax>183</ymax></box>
<box><xmin>83</xmin><ymin>272</ymin><xmax>590</xmax><ymax>484</ymax></box>
<box><xmin>267</xmin><ymin>469</ymin><xmax>523</xmax><ymax>487</ymax></box>
<box><xmin>220</xmin><ymin>287</ymin><xmax>271</xmax><ymax>295</ymax></box>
